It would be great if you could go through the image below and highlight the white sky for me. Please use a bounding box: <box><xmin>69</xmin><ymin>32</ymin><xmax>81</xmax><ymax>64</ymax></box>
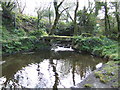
<box><xmin>19</xmin><ymin>0</ymin><xmax>117</xmax><ymax>18</ymax></box>
<box><xmin>18</xmin><ymin>0</ymin><xmax>94</xmax><ymax>16</ymax></box>
<box><xmin>1</xmin><ymin>0</ymin><xmax>117</xmax><ymax>18</ymax></box>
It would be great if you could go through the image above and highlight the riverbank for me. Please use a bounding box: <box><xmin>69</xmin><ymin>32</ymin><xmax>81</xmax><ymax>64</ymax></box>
<box><xmin>72</xmin><ymin>36</ymin><xmax>120</xmax><ymax>88</ymax></box>
<box><xmin>73</xmin><ymin>35</ymin><xmax>119</xmax><ymax>60</ymax></box>
<box><xmin>2</xmin><ymin>36</ymin><xmax>51</xmax><ymax>55</ymax></box>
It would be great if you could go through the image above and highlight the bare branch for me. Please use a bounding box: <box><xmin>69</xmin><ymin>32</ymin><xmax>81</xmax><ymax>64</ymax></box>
<box><xmin>60</xmin><ymin>7</ymin><xmax>69</xmax><ymax>15</ymax></box>
<box><xmin>66</xmin><ymin>10</ymin><xmax>74</xmax><ymax>21</ymax></box>
<box><xmin>21</xmin><ymin>1</ymin><xmax>26</xmax><ymax>13</ymax></box>
<box><xmin>15</xmin><ymin>0</ymin><xmax>26</xmax><ymax>14</ymax></box>
<box><xmin>58</xmin><ymin>0</ymin><xmax>65</xmax><ymax>8</ymax></box>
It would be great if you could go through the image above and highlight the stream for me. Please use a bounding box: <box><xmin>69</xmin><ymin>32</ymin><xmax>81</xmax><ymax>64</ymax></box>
<box><xmin>0</xmin><ymin>46</ymin><xmax>106</xmax><ymax>88</ymax></box>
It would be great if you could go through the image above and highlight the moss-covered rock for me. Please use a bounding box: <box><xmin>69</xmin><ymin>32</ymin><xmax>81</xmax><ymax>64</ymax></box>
<box><xmin>94</xmin><ymin>61</ymin><xmax>119</xmax><ymax>87</ymax></box>
<box><xmin>84</xmin><ymin>84</ymin><xmax>93</xmax><ymax>88</ymax></box>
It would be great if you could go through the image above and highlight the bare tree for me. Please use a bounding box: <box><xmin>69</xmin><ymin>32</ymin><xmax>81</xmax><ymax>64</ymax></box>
<box><xmin>15</xmin><ymin>0</ymin><xmax>26</xmax><ymax>14</ymax></box>
<box><xmin>62</xmin><ymin>6</ymin><xmax>74</xmax><ymax>22</ymax></box>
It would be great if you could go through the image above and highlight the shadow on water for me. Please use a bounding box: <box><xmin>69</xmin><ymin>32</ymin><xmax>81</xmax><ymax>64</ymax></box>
<box><xmin>1</xmin><ymin>46</ymin><xmax>107</xmax><ymax>88</ymax></box>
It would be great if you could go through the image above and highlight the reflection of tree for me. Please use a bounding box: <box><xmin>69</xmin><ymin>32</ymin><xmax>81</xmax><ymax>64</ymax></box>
<box><xmin>59</xmin><ymin>59</ymin><xmax>72</xmax><ymax>77</ymax></box>
<box><xmin>72</xmin><ymin>62</ymin><xmax>75</xmax><ymax>86</ymax></box>
<box><xmin>79</xmin><ymin>65</ymin><xmax>84</xmax><ymax>80</ymax></box>
<box><xmin>3</xmin><ymin>49</ymin><xmax>106</xmax><ymax>88</ymax></box>
<box><xmin>49</xmin><ymin>58</ymin><xmax>59</xmax><ymax>90</ymax></box>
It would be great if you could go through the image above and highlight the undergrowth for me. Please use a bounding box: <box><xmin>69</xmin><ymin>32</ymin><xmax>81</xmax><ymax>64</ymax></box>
<box><xmin>73</xmin><ymin>35</ymin><xmax>119</xmax><ymax>60</ymax></box>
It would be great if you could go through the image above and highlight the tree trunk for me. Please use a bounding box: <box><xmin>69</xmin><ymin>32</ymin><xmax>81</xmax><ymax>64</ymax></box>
<box><xmin>50</xmin><ymin>12</ymin><xmax>60</xmax><ymax>35</ymax></box>
<box><xmin>115</xmin><ymin>2</ymin><xmax>120</xmax><ymax>39</ymax></box>
<box><xmin>73</xmin><ymin>0</ymin><xmax>79</xmax><ymax>36</ymax></box>
<box><xmin>49</xmin><ymin>0</ymin><xmax>65</xmax><ymax>35</ymax></box>
<box><xmin>48</xmin><ymin>5</ymin><xmax>52</xmax><ymax>26</ymax></box>
<box><xmin>37</xmin><ymin>13</ymin><xmax>40</xmax><ymax>30</ymax></box>
<box><xmin>104</xmin><ymin>2</ymin><xmax>110</xmax><ymax>37</ymax></box>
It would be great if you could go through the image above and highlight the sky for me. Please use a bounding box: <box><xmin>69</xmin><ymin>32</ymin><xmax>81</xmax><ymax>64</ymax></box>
<box><xmin>18</xmin><ymin>0</ymin><xmax>117</xmax><ymax>18</ymax></box>
<box><xmin>1</xmin><ymin>0</ymin><xmax>117</xmax><ymax>18</ymax></box>
<box><xmin>17</xmin><ymin>0</ymin><xmax>94</xmax><ymax>16</ymax></box>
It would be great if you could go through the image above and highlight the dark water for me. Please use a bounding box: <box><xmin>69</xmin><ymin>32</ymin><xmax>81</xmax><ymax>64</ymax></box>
<box><xmin>1</xmin><ymin>46</ymin><xmax>106</xmax><ymax>88</ymax></box>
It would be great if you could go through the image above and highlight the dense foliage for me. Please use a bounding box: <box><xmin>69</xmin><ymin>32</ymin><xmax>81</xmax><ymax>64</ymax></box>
<box><xmin>2</xmin><ymin>36</ymin><xmax>50</xmax><ymax>54</ymax></box>
<box><xmin>73</xmin><ymin>35</ymin><xmax>119</xmax><ymax>60</ymax></box>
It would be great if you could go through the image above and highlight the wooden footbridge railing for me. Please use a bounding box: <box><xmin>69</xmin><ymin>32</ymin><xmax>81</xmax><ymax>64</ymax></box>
<box><xmin>40</xmin><ymin>36</ymin><xmax>74</xmax><ymax>41</ymax></box>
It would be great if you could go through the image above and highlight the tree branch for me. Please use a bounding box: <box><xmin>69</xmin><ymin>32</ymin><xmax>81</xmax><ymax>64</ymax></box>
<box><xmin>58</xmin><ymin>0</ymin><xmax>65</xmax><ymax>8</ymax></box>
<box><xmin>60</xmin><ymin>7</ymin><xmax>69</xmax><ymax>15</ymax></box>
<box><xmin>62</xmin><ymin>6</ymin><xmax>74</xmax><ymax>21</ymax></box>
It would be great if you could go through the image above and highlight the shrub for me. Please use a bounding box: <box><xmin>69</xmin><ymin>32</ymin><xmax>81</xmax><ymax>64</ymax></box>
<box><xmin>55</xmin><ymin>22</ymin><xmax>74</xmax><ymax>36</ymax></box>
<box><xmin>73</xmin><ymin>36</ymin><xmax>119</xmax><ymax>60</ymax></box>
<box><xmin>29</xmin><ymin>29</ymin><xmax>48</xmax><ymax>38</ymax></box>
<box><xmin>74</xmin><ymin>37</ymin><xmax>103</xmax><ymax>53</ymax></box>
<box><xmin>13</xmin><ymin>28</ymin><xmax>26</xmax><ymax>36</ymax></box>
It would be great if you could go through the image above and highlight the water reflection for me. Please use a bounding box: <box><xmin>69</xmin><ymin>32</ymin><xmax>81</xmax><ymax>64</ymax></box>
<box><xmin>1</xmin><ymin>47</ymin><xmax>106</xmax><ymax>88</ymax></box>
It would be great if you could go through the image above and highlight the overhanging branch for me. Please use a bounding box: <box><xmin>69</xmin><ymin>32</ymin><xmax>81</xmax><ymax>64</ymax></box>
<box><xmin>60</xmin><ymin>7</ymin><xmax>69</xmax><ymax>15</ymax></box>
<box><xmin>58</xmin><ymin>0</ymin><xmax>65</xmax><ymax>8</ymax></box>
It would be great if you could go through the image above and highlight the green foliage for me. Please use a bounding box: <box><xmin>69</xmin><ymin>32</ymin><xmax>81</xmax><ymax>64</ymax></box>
<box><xmin>77</xmin><ymin>7</ymin><xmax>96</xmax><ymax>34</ymax></box>
<box><xmin>2</xmin><ymin>25</ymin><xmax>27</xmax><ymax>42</ymax></box>
<box><xmin>2</xmin><ymin>40</ymin><xmax>22</xmax><ymax>54</ymax></box>
<box><xmin>29</xmin><ymin>29</ymin><xmax>48</xmax><ymax>38</ymax></box>
<box><xmin>12</xmin><ymin>28</ymin><xmax>26</xmax><ymax>36</ymax></box>
<box><xmin>73</xmin><ymin>36</ymin><xmax>119</xmax><ymax>60</ymax></box>
<box><xmin>2</xmin><ymin>36</ymin><xmax>50</xmax><ymax>54</ymax></box>
<box><xmin>55</xmin><ymin>22</ymin><xmax>74</xmax><ymax>36</ymax></box>
<box><xmin>74</xmin><ymin>36</ymin><xmax>102</xmax><ymax>53</ymax></box>
<box><xmin>1</xmin><ymin>1</ymin><xmax>16</xmax><ymax>30</ymax></box>
<box><xmin>42</xmin><ymin>9</ymin><xmax>54</xmax><ymax>18</ymax></box>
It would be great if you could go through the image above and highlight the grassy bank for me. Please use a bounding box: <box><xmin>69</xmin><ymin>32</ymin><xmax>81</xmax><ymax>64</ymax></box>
<box><xmin>73</xmin><ymin>35</ymin><xmax>119</xmax><ymax>60</ymax></box>
<box><xmin>1</xmin><ymin>23</ymin><xmax>49</xmax><ymax>55</ymax></box>
<box><xmin>1</xmin><ymin>13</ymin><xmax>50</xmax><ymax>55</ymax></box>
<box><xmin>2</xmin><ymin>36</ymin><xmax>50</xmax><ymax>55</ymax></box>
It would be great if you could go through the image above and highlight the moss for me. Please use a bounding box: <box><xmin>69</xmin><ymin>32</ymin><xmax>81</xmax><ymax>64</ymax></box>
<box><xmin>95</xmin><ymin>71</ymin><xmax>102</xmax><ymax>78</ymax></box>
<box><xmin>112</xmin><ymin>80</ymin><xmax>120</xmax><ymax>88</ymax></box>
<box><xmin>84</xmin><ymin>84</ymin><xmax>93</xmax><ymax>88</ymax></box>
<box><xmin>100</xmin><ymin>76</ymin><xmax>109</xmax><ymax>83</ymax></box>
<box><xmin>94</xmin><ymin>61</ymin><xmax>119</xmax><ymax>86</ymax></box>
